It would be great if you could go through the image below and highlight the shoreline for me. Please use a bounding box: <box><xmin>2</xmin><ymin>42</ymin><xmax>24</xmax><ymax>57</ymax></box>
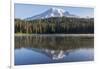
<box><xmin>14</xmin><ymin>34</ymin><xmax>94</xmax><ymax>37</ymax></box>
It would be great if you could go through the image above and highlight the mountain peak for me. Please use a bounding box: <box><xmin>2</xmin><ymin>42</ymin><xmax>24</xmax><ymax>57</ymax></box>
<box><xmin>26</xmin><ymin>8</ymin><xmax>77</xmax><ymax>20</ymax></box>
<box><xmin>49</xmin><ymin>7</ymin><xmax>65</xmax><ymax>13</ymax></box>
<box><xmin>45</xmin><ymin>7</ymin><xmax>66</xmax><ymax>17</ymax></box>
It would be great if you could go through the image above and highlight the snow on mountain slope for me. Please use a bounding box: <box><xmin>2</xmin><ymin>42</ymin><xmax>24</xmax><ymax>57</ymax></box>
<box><xmin>26</xmin><ymin>7</ymin><xmax>77</xmax><ymax>20</ymax></box>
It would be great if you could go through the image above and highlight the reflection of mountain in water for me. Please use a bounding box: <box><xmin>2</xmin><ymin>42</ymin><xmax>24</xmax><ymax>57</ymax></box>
<box><xmin>15</xmin><ymin>35</ymin><xmax>93</xmax><ymax>60</ymax></box>
<box><xmin>15</xmin><ymin>35</ymin><xmax>94</xmax><ymax>60</ymax></box>
<box><xmin>28</xmin><ymin>48</ymin><xmax>71</xmax><ymax>60</ymax></box>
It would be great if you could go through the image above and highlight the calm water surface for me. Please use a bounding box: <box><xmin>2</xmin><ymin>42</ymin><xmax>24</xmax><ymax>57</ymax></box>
<box><xmin>15</xmin><ymin>35</ymin><xmax>94</xmax><ymax>65</ymax></box>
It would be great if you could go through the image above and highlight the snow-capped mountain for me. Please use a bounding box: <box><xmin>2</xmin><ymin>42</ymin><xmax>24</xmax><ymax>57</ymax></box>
<box><xmin>26</xmin><ymin>7</ymin><xmax>78</xmax><ymax>20</ymax></box>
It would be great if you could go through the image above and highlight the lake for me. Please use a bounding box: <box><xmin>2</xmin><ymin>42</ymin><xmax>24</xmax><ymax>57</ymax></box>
<box><xmin>14</xmin><ymin>34</ymin><xmax>94</xmax><ymax>65</ymax></box>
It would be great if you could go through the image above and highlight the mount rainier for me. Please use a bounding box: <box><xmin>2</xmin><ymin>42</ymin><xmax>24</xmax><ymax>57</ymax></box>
<box><xmin>26</xmin><ymin>8</ymin><xmax>78</xmax><ymax>20</ymax></box>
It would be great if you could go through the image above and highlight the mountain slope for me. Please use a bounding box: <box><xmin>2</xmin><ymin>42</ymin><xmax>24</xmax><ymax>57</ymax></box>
<box><xmin>26</xmin><ymin>7</ymin><xmax>77</xmax><ymax>20</ymax></box>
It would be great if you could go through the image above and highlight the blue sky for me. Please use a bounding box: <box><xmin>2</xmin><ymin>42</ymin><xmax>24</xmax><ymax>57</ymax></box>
<box><xmin>15</xmin><ymin>3</ymin><xmax>94</xmax><ymax>19</ymax></box>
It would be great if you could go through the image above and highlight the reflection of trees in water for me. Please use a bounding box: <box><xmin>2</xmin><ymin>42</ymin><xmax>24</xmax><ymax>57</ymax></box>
<box><xmin>15</xmin><ymin>35</ymin><xmax>94</xmax><ymax>50</ymax></box>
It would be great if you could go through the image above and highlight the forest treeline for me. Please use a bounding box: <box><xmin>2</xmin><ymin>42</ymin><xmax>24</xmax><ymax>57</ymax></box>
<box><xmin>15</xmin><ymin>17</ymin><xmax>94</xmax><ymax>34</ymax></box>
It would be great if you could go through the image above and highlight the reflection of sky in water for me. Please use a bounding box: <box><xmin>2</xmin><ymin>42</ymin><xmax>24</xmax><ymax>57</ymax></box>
<box><xmin>15</xmin><ymin>48</ymin><xmax>94</xmax><ymax>65</ymax></box>
<box><xmin>15</xmin><ymin>35</ymin><xmax>94</xmax><ymax>65</ymax></box>
<box><xmin>15</xmin><ymin>48</ymin><xmax>52</xmax><ymax>65</ymax></box>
